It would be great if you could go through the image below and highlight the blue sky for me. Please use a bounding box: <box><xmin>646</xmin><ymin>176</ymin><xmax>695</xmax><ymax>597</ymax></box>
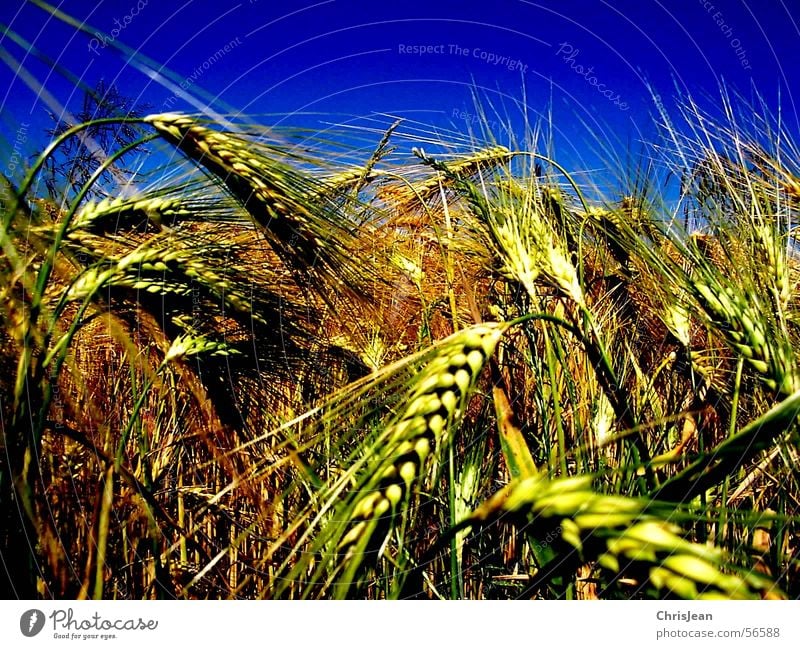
<box><xmin>1</xmin><ymin>0</ymin><xmax>799</xmax><ymax>181</ymax></box>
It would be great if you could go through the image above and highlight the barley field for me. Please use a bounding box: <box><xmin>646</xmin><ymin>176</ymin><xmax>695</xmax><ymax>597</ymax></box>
<box><xmin>1</xmin><ymin>4</ymin><xmax>800</xmax><ymax>602</ymax></box>
<box><xmin>0</xmin><ymin>0</ymin><xmax>800</xmax><ymax>604</ymax></box>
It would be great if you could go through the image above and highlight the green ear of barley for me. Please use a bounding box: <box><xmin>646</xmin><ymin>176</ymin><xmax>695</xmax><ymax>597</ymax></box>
<box><xmin>417</xmin><ymin>149</ymin><xmax>585</xmax><ymax>307</ymax></box>
<box><xmin>165</xmin><ymin>333</ymin><xmax>240</xmax><ymax>363</ymax></box>
<box><xmin>320</xmin><ymin>323</ymin><xmax>506</xmax><ymax>597</ymax></box>
<box><xmin>71</xmin><ymin>196</ymin><xmax>191</xmax><ymax>233</ymax></box>
<box><xmin>63</xmin><ymin>240</ymin><xmax>256</xmax><ymax>317</ymax></box>
<box><xmin>691</xmin><ymin>278</ymin><xmax>799</xmax><ymax>395</ymax></box>
<box><xmin>458</xmin><ymin>475</ymin><xmax>777</xmax><ymax>599</ymax></box>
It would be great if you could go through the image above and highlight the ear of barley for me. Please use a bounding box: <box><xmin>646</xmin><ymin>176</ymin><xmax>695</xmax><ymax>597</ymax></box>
<box><xmin>460</xmin><ymin>475</ymin><xmax>776</xmax><ymax>599</ymax></box>
<box><xmin>329</xmin><ymin>323</ymin><xmax>507</xmax><ymax>597</ymax></box>
<box><xmin>751</xmin><ymin>222</ymin><xmax>791</xmax><ymax>311</ymax></box>
<box><xmin>71</xmin><ymin>196</ymin><xmax>191</xmax><ymax>233</ymax></box>
<box><xmin>691</xmin><ymin>277</ymin><xmax>799</xmax><ymax>395</ymax></box>
<box><xmin>144</xmin><ymin>115</ymin><xmax>313</xmax><ymax>230</ymax></box>
<box><xmin>63</xmin><ymin>241</ymin><xmax>256</xmax><ymax>318</ymax></box>
<box><xmin>661</xmin><ymin>300</ymin><xmax>692</xmax><ymax>347</ymax></box>
<box><xmin>315</xmin><ymin>118</ymin><xmax>400</xmax><ymax>202</ymax></box>
<box><xmin>380</xmin><ymin>146</ymin><xmax>512</xmax><ymax>209</ymax></box>
<box><xmin>416</xmin><ymin>149</ymin><xmax>584</xmax><ymax>306</ymax></box>
<box><xmin>143</xmin><ymin>114</ymin><xmax>367</xmax><ymax>292</ymax></box>
<box><xmin>165</xmin><ymin>333</ymin><xmax>239</xmax><ymax>363</ymax></box>
<box><xmin>318</xmin><ymin>167</ymin><xmax>377</xmax><ymax>197</ymax></box>
<box><xmin>484</xmin><ymin>195</ymin><xmax>584</xmax><ymax>306</ymax></box>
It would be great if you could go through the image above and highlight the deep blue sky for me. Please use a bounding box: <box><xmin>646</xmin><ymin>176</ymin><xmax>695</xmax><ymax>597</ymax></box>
<box><xmin>1</xmin><ymin>0</ymin><xmax>799</xmax><ymax>181</ymax></box>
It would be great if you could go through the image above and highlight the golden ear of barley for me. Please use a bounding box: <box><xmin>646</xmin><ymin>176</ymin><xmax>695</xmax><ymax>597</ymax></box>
<box><xmin>145</xmin><ymin>114</ymin><xmax>310</xmax><ymax>224</ymax></box>
<box><xmin>143</xmin><ymin>115</ymin><xmax>338</xmax><ymax>263</ymax></box>
<box><xmin>332</xmin><ymin>323</ymin><xmax>506</xmax><ymax>593</ymax></box>
<box><xmin>661</xmin><ymin>301</ymin><xmax>692</xmax><ymax>347</ymax></box>
<box><xmin>144</xmin><ymin>114</ymin><xmax>376</xmax><ymax>298</ymax></box>
<box><xmin>380</xmin><ymin>146</ymin><xmax>511</xmax><ymax>209</ymax></box>
<box><xmin>318</xmin><ymin>167</ymin><xmax>377</xmax><ymax>198</ymax></box>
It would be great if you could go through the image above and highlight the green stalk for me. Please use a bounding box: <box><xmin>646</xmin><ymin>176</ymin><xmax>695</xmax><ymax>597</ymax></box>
<box><xmin>448</xmin><ymin>442</ymin><xmax>461</xmax><ymax>599</ymax></box>
<box><xmin>717</xmin><ymin>358</ymin><xmax>744</xmax><ymax>547</ymax></box>
<box><xmin>116</xmin><ymin>368</ymin><xmax>161</xmax><ymax>472</ymax></box>
<box><xmin>549</xmin><ymin>331</ymin><xmax>584</xmax><ymax>471</ymax></box>
<box><xmin>544</xmin><ymin>329</ymin><xmax>567</xmax><ymax>476</ymax></box>
<box><xmin>438</xmin><ymin>178</ymin><xmax>462</xmax><ymax>600</ymax></box>
<box><xmin>92</xmin><ymin>464</ymin><xmax>115</xmax><ymax>599</ymax></box>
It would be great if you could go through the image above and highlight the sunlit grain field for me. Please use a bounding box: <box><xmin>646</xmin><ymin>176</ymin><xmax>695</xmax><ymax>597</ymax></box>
<box><xmin>2</xmin><ymin>87</ymin><xmax>799</xmax><ymax>600</ymax></box>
